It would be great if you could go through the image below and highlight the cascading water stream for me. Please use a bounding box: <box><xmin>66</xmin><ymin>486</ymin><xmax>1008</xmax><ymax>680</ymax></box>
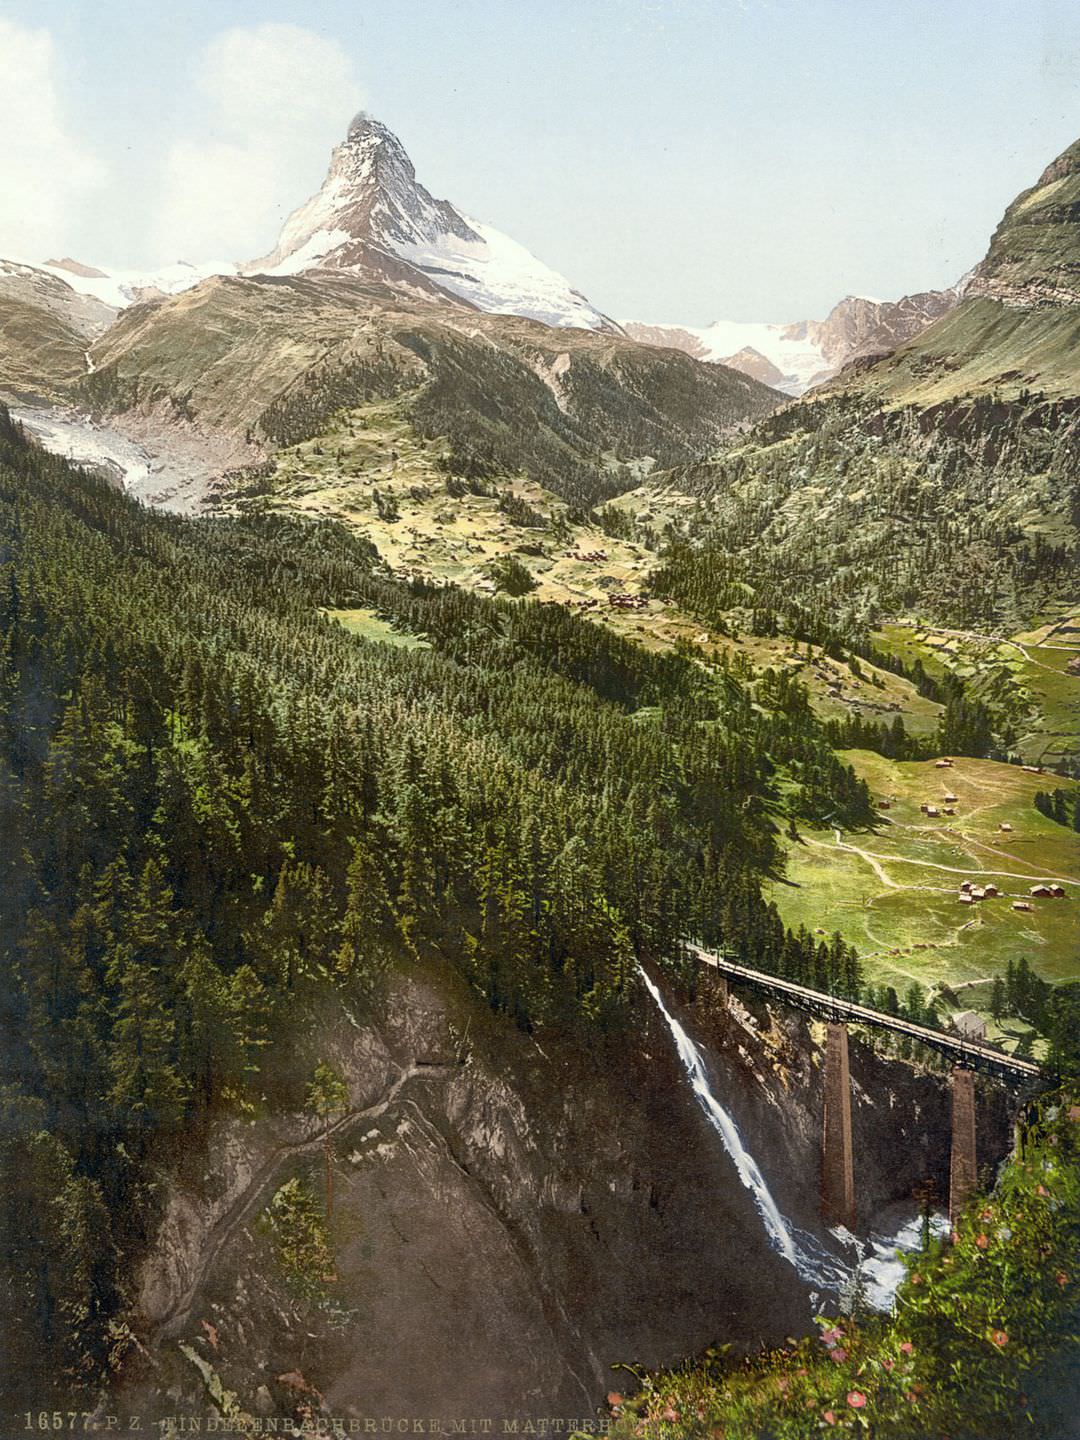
<box><xmin>639</xmin><ymin>965</ymin><xmax>860</xmax><ymax>1298</ymax></box>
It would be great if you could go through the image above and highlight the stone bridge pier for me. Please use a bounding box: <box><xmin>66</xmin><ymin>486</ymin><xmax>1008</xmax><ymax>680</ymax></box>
<box><xmin>822</xmin><ymin>1022</ymin><xmax>856</xmax><ymax>1229</ymax></box>
<box><xmin>949</xmin><ymin>1065</ymin><xmax>978</xmax><ymax>1221</ymax></box>
<box><xmin>820</xmin><ymin>1024</ymin><xmax>981</xmax><ymax>1229</ymax></box>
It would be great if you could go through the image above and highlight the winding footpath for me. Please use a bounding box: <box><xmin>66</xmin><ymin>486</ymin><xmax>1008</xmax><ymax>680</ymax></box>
<box><xmin>151</xmin><ymin>1060</ymin><xmax>459</xmax><ymax>1343</ymax></box>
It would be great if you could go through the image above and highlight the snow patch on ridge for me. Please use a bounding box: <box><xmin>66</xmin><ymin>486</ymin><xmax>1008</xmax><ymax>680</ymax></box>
<box><xmin>264</xmin><ymin>228</ymin><xmax>354</xmax><ymax>277</ymax></box>
<box><xmin>37</xmin><ymin>258</ymin><xmax>235</xmax><ymax>310</ymax></box>
<box><xmin>396</xmin><ymin>215</ymin><xmax>610</xmax><ymax>331</ymax></box>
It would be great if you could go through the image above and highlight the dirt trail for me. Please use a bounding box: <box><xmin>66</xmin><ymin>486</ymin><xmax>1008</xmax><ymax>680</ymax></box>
<box><xmin>910</xmin><ymin>623</ymin><xmax>1077</xmax><ymax>677</ymax></box>
<box><xmin>151</xmin><ymin>1060</ymin><xmax>458</xmax><ymax>1342</ymax></box>
<box><xmin>810</xmin><ymin>833</ymin><xmax>1079</xmax><ymax>889</ymax></box>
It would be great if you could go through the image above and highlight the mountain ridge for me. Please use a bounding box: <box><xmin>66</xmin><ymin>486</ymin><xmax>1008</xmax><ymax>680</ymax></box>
<box><xmin>625</xmin><ymin>285</ymin><xmax>964</xmax><ymax>396</ymax></box>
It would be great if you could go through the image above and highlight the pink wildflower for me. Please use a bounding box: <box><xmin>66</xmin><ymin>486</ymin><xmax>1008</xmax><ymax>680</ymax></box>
<box><xmin>975</xmin><ymin>1233</ymin><xmax>989</xmax><ymax>1250</ymax></box>
<box><xmin>823</xmin><ymin>1412</ymin><xmax>836</xmax><ymax>1426</ymax></box>
<box><xmin>899</xmin><ymin>1341</ymin><xmax>914</xmax><ymax>1355</ymax></box>
<box><xmin>847</xmin><ymin>1391</ymin><xmax>867</xmax><ymax>1409</ymax></box>
<box><xmin>831</xmin><ymin>1348</ymin><xmax>849</xmax><ymax>1363</ymax></box>
<box><xmin>990</xmin><ymin>1330</ymin><xmax>1008</xmax><ymax>1347</ymax></box>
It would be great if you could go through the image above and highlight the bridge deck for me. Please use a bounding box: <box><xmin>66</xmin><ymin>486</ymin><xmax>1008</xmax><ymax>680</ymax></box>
<box><xmin>689</xmin><ymin>945</ymin><xmax>1042</xmax><ymax>1080</ymax></box>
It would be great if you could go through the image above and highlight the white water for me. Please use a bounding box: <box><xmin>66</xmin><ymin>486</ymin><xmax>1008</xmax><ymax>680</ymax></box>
<box><xmin>856</xmin><ymin>1211</ymin><xmax>950</xmax><ymax>1311</ymax></box>
<box><xmin>639</xmin><ymin>965</ymin><xmax>933</xmax><ymax>1310</ymax></box>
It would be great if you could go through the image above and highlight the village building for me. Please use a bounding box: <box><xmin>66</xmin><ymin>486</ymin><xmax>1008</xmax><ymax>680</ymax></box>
<box><xmin>1030</xmin><ymin>884</ymin><xmax>1054</xmax><ymax>898</ymax></box>
<box><xmin>999</xmin><ymin>822</ymin><xmax>1013</xmax><ymax>833</ymax></box>
<box><xmin>953</xmin><ymin>1011</ymin><xmax>988</xmax><ymax>1041</ymax></box>
<box><xmin>1013</xmin><ymin>901</ymin><xmax>1034</xmax><ymax>912</ymax></box>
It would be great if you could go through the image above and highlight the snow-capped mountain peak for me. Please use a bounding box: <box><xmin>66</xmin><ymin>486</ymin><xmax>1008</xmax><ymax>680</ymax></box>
<box><xmin>624</xmin><ymin>287</ymin><xmax>963</xmax><ymax>396</ymax></box>
<box><xmin>248</xmin><ymin>111</ymin><xmax>621</xmax><ymax>333</ymax></box>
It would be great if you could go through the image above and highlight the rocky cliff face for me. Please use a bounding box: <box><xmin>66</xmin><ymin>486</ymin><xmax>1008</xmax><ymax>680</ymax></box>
<box><xmin>966</xmin><ymin>138</ymin><xmax>1080</xmax><ymax>307</ymax></box>
<box><xmin>805</xmin><ymin>289</ymin><xmax>962</xmax><ymax>369</ymax></box>
<box><xmin>111</xmin><ymin>959</ymin><xmax>1009</xmax><ymax>1430</ymax></box>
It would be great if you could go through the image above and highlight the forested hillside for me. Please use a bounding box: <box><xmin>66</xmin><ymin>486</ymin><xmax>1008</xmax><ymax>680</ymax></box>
<box><xmin>0</xmin><ymin>408</ymin><xmax>875</xmax><ymax>1406</ymax></box>
<box><xmin>651</xmin><ymin>393</ymin><xmax>1079</xmax><ymax>642</ymax></box>
<box><xmin>646</xmin><ymin>137</ymin><xmax>1080</xmax><ymax>648</ymax></box>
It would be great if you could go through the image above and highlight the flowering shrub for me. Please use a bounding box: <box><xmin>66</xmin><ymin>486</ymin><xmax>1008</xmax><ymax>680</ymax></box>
<box><xmin>599</xmin><ymin>1090</ymin><xmax>1079</xmax><ymax>1439</ymax></box>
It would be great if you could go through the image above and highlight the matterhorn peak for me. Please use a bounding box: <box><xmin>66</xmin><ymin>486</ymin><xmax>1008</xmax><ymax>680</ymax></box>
<box><xmin>340</xmin><ymin>110</ymin><xmax>422</xmax><ymax>189</ymax></box>
<box><xmin>346</xmin><ymin>109</ymin><xmax>396</xmax><ymax>144</ymax></box>
<box><xmin>246</xmin><ymin>111</ymin><xmax>620</xmax><ymax>333</ymax></box>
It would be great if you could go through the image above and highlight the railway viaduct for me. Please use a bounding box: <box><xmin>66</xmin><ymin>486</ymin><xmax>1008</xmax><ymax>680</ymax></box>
<box><xmin>687</xmin><ymin>945</ymin><xmax>1043</xmax><ymax>1228</ymax></box>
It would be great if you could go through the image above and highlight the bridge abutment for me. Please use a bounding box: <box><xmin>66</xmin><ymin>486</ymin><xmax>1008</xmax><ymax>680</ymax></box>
<box><xmin>822</xmin><ymin>1022</ymin><xmax>856</xmax><ymax>1230</ymax></box>
<box><xmin>949</xmin><ymin>1066</ymin><xmax>978</xmax><ymax>1222</ymax></box>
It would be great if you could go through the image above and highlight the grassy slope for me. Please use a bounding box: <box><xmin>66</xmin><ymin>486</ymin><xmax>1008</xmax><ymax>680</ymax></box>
<box><xmin>82</xmin><ymin>273</ymin><xmax>778</xmax><ymax>478</ymax></box>
<box><xmin>876</xmin><ymin>610</ymin><xmax>1080</xmax><ymax>768</ymax></box>
<box><xmin>0</xmin><ymin>293</ymin><xmax>89</xmax><ymax>403</ymax></box>
<box><xmin>230</xmin><ymin>395</ymin><xmax>662</xmax><ymax>613</ymax></box>
<box><xmin>768</xmin><ymin>752</ymin><xmax>1080</xmax><ymax>1038</ymax></box>
<box><xmin>326</xmin><ymin>606</ymin><xmax>431</xmax><ymax>650</ymax></box>
<box><xmin>831</xmin><ymin>296</ymin><xmax>1080</xmax><ymax>407</ymax></box>
<box><xmin>230</xmin><ymin>397</ymin><xmax>952</xmax><ymax>736</ymax></box>
<box><xmin>829</xmin><ymin>140</ymin><xmax>1080</xmax><ymax>407</ymax></box>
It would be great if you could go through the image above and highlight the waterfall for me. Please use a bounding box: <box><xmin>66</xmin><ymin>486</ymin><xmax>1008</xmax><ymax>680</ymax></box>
<box><xmin>639</xmin><ymin>965</ymin><xmax>853</xmax><ymax>1294</ymax></box>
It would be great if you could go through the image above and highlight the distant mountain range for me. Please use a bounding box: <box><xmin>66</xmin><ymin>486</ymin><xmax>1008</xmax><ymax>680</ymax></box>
<box><xmin>624</xmin><ymin>288</ymin><xmax>965</xmax><ymax>396</ymax></box>
<box><xmin>2</xmin><ymin>110</ymin><xmax>964</xmax><ymax>400</ymax></box>
<box><xmin>3</xmin><ymin>112</ymin><xmax>1079</xmax><ymax>532</ymax></box>
<box><xmin>2</xmin><ymin>112</ymin><xmax>620</xmax><ymax>338</ymax></box>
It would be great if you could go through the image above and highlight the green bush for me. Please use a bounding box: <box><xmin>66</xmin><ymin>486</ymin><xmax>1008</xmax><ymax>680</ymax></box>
<box><xmin>601</xmin><ymin>1091</ymin><xmax>1080</xmax><ymax>1439</ymax></box>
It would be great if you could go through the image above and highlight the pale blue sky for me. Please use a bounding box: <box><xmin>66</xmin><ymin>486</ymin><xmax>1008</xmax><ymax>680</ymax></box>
<box><xmin>1</xmin><ymin>0</ymin><xmax>1078</xmax><ymax>322</ymax></box>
